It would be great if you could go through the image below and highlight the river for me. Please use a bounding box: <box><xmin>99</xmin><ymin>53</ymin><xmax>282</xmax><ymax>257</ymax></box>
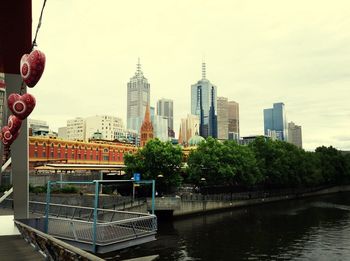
<box><xmin>106</xmin><ymin>192</ymin><xmax>350</xmax><ymax>260</ymax></box>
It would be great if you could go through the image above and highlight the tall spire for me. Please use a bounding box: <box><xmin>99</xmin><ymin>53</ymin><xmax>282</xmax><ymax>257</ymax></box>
<box><xmin>136</xmin><ymin>57</ymin><xmax>141</xmax><ymax>75</ymax></box>
<box><xmin>140</xmin><ymin>104</ymin><xmax>153</xmax><ymax>146</ymax></box>
<box><xmin>202</xmin><ymin>62</ymin><xmax>206</xmax><ymax>80</ymax></box>
<box><xmin>144</xmin><ymin>104</ymin><xmax>151</xmax><ymax>122</ymax></box>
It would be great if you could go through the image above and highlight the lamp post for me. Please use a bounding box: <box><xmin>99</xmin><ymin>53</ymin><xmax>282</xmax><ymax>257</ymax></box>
<box><xmin>157</xmin><ymin>174</ymin><xmax>164</xmax><ymax>196</ymax></box>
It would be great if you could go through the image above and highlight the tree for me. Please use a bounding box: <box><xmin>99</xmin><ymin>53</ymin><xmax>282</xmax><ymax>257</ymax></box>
<box><xmin>187</xmin><ymin>137</ymin><xmax>261</xmax><ymax>187</ymax></box>
<box><xmin>249</xmin><ymin>136</ymin><xmax>312</xmax><ymax>188</ymax></box>
<box><xmin>124</xmin><ymin>139</ymin><xmax>183</xmax><ymax>192</ymax></box>
<box><xmin>315</xmin><ymin>146</ymin><xmax>349</xmax><ymax>184</ymax></box>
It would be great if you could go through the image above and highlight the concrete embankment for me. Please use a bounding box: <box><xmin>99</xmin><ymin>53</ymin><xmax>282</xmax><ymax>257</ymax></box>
<box><xmin>151</xmin><ymin>185</ymin><xmax>350</xmax><ymax>218</ymax></box>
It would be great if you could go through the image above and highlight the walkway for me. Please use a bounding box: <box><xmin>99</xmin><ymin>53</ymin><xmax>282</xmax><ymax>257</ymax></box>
<box><xmin>0</xmin><ymin>235</ymin><xmax>44</xmax><ymax>260</ymax></box>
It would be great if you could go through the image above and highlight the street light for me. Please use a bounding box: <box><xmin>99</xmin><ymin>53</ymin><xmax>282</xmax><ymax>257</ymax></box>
<box><xmin>157</xmin><ymin>174</ymin><xmax>164</xmax><ymax>196</ymax></box>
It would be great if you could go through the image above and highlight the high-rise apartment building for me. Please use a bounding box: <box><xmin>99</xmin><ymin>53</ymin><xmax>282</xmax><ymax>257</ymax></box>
<box><xmin>67</xmin><ymin>117</ymin><xmax>85</xmax><ymax>141</ymax></box>
<box><xmin>66</xmin><ymin>115</ymin><xmax>124</xmax><ymax>142</ymax></box>
<box><xmin>28</xmin><ymin>119</ymin><xmax>50</xmax><ymax>136</ymax></box>
<box><xmin>264</xmin><ymin>102</ymin><xmax>288</xmax><ymax>141</ymax></box>
<box><xmin>191</xmin><ymin>63</ymin><xmax>217</xmax><ymax>138</ymax></box>
<box><xmin>178</xmin><ymin>114</ymin><xmax>199</xmax><ymax>145</ymax></box>
<box><xmin>127</xmin><ymin>59</ymin><xmax>150</xmax><ymax>133</ymax></box>
<box><xmin>217</xmin><ymin>97</ymin><xmax>228</xmax><ymax>140</ymax></box>
<box><xmin>58</xmin><ymin>127</ymin><xmax>67</xmax><ymax>139</ymax></box>
<box><xmin>228</xmin><ymin>101</ymin><xmax>239</xmax><ymax>140</ymax></box>
<box><xmin>288</xmin><ymin>122</ymin><xmax>302</xmax><ymax>148</ymax></box>
<box><xmin>157</xmin><ymin>98</ymin><xmax>174</xmax><ymax>137</ymax></box>
<box><xmin>85</xmin><ymin>115</ymin><xmax>123</xmax><ymax>141</ymax></box>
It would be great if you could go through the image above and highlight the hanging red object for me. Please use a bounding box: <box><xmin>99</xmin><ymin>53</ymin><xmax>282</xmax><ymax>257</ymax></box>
<box><xmin>20</xmin><ymin>49</ymin><xmax>46</xmax><ymax>87</ymax></box>
<box><xmin>8</xmin><ymin>93</ymin><xmax>36</xmax><ymax>120</ymax></box>
<box><xmin>8</xmin><ymin>115</ymin><xmax>22</xmax><ymax>134</ymax></box>
<box><xmin>0</xmin><ymin>126</ymin><xmax>20</xmax><ymax>146</ymax></box>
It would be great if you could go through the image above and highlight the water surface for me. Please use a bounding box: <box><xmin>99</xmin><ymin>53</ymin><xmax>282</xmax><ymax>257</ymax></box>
<box><xmin>106</xmin><ymin>192</ymin><xmax>350</xmax><ymax>260</ymax></box>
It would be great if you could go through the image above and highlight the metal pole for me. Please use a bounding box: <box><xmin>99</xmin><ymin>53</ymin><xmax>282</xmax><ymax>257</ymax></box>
<box><xmin>132</xmin><ymin>183</ymin><xmax>135</xmax><ymax>201</ymax></box>
<box><xmin>44</xmin><ymin>180</ymin><xmax>51</xmax><ymax>233</ymax></box>
<box><xmin>152</xmin><ymin>180</ymin><xmax>155</xmax><ymax>215</ymax></box>
<box><xmin>99</xmin><ymin>171</ymin><xmax>103</xmax><ymax>194</ymax></box>
<box><xmin>92</xmin><ymin>180</ymin><xmax>99</xmax><ymax>253</ymax></box>
<box><xmin>59</xmin><ymin>172</ymin><xmax>62</xmax><ymax>189</ymax></box>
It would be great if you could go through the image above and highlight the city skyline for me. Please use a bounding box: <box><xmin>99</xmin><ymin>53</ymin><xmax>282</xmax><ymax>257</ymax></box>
<box><xmin>29</xmin><ymin>0</ymin><xmax>350</xmax><ymax>151</ymax></box>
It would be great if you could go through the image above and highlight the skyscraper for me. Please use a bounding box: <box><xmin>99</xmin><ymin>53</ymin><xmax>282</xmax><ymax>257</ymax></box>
<box><xmin>191</xmin><ymin>62</ymin><xmax>217</xmax><ymax>138</ymax></box>
<box><xmin>217</xmin><ymin>97</ymin><xmax>228</xmax><ymax>140</ymax></box>
<box><xmin>228</xmin><ymin>101</ymin><xmax>239</xmax><ymax>141</ymax></box>
<box><xmin>264</xmin><ymin>102</ymin><xmax>288</xmax><ymax>141</ymax></box>
<box><xmin>127</xmin><ymin>59</ymin><xmax>150</xmax><ymax>133</ymax></box>
<box><xmin>157</xmin><ymin>98</ymin><xmax>174</xmax><ymax>137</ymax></box>
<box><xmin>288</xmin><ymin>122</ymin><xmax>302</xmax><ymax>148</ymax></box>
<box><xmin>178</xmin><ymin>114</ymin><xmax>200</xmax><ymax>145</ymax></box>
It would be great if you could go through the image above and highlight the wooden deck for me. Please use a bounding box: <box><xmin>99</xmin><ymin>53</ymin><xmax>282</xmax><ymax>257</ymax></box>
<box><xmin>0</xmin><ymin>235</ymin><xmax>44</xmax><ymax>260</ymax></box>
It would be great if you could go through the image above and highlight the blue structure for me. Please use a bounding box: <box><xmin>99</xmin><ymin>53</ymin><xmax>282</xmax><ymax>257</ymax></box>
<box><xmin>191</xmin><ymin>62</ymin><xmax>217</xmax><ymax>138</ymax></box>
<box><xmin>263</xmin><ymin>102</ymin><xmax>288</xmax><ymax>141</ymax></box>
<box><xmin>42</xmin><ymin>179</ymin><xmax>157</xmax><ymax>253</ymax></box>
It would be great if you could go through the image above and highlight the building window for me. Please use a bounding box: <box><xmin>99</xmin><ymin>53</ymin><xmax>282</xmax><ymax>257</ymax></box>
<box><xmin>51</xmin><ymin>143</ymin><xmax>54</xmax><ymax>148</ymax></box>
<box><xmin>65</xmin><ymin>152</ymin><xmax>68</xmax><ymax>158</ymax></box>
<box><xmin>84</xmin><ymin>154</ymin><xmax>87</xmax><ymax>160</ymax></box>
<box><xmin>42</xmin><ymin>151</ymin><xmax>46</xmax><ymax>158</ymax></box>
<box><xmin>58</xmin><ymin>152</ymin><xmax>61</xmax><ymax>158</ymax></box>
<box><xmin>104</xmin><ymin>148</ymin><xmax>108</xmax><ymax>153</ymax></box>
<box><xmin>50</xmin><ymin>151</ymin><xmax>54</xmax><ymax>158</ymax></box>
<box><xmin>103</xmin><ymin>155</ymin><xmax>109</xmax><ymax>161</ymax></box>
<box><xmin>96</xmin><ymin>155</ymin><xmax>99</xmax><ymax>160</ymax></box>
<box><xmin>90</xmin><ymin>155</ymin><xmax>93</xmax><ymax>160</ymax></box>
<box><xmin>34</xmin><ymin>151</ymin><xmax>38</xmax><ymax>158</ymax></box>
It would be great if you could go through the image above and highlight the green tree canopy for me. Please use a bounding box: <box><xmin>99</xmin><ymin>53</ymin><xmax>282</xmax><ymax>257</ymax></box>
<box><xmin>124</xmin><ymin>139</ymin><xmax>183</xmax><ymax>191</ymax></box>
<box><xmin>187</xmin><ymin>137</ymin><xmax>261</xmax><ymax>187</ymax></box>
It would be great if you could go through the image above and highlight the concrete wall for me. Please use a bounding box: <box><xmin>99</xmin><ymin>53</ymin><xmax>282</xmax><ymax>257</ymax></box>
<box><xmin>150</xmin><ymin>185</ymin><xmax>350</xmax><ymax>217</ymax></box>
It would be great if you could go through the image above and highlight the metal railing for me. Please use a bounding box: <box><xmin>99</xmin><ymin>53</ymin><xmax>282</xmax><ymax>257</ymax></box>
<box><xmin>47</xmin><ymin>214</ymin><xmax>157</xmax><ymax>245</ymax></box>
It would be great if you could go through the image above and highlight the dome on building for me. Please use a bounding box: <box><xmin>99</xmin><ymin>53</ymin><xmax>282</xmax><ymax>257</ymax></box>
<box><xmin>188</xmin><ymin>135</ymin><xmax>205</xmax><ymax>147</ymax></box>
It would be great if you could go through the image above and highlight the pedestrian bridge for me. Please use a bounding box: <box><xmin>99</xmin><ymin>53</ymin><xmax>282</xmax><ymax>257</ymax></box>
<box><xmin>18</xmin><ymin>202</ymin><xmax>157</xmax><ymax>254</ymax></box>
<box><xmin>1</xmin><ymin>179</ymin><xmax>157</xmax><ymax>255</ymax></box>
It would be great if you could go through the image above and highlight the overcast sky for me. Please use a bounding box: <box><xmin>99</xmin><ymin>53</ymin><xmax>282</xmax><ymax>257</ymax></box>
<box><xmin>30</xmin><ymin>0</ymin><xmax>350</xmax><ymax>151</ymax></box>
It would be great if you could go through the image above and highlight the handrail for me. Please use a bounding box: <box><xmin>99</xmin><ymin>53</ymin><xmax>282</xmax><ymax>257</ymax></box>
<box><xmin>48</xmin><ymin>213</ymin><xmax>156</xmax><ymax>225</ymax></box>
<box><xmin>30</xmin><ymin>200</ymin><xmax>149</xmax><ymax>216</ymax></box>
<box><xmin>15</xmin><ymin>220</ymin><xmax>104</xmax><ymax>261</ymax></box>
<box><xmin>1</xmin><ymin>157</ymin><xmax>11</xmax><ymax>172</ymax></box>
<box><xmin>0</xmin><ymin>187</ymin><xmax>13</xmax><ymax>204</ymax></box>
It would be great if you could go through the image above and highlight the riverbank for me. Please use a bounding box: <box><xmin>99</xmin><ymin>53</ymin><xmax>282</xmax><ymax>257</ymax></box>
<box><xmin>151</xmin><ymin>185</ymin><xmax>350</xmax><ymax>218</ymax></box>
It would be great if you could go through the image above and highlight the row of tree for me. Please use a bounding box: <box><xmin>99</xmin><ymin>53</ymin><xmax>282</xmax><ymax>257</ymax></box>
<box><xmin>124</xmin><ymin>137</ymin><xmax>350</xmax><ymax>192</ymax></box>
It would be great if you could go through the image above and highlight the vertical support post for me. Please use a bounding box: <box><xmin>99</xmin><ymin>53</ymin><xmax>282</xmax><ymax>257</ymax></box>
<box><xmin>99</xmin><ymin>171</ymin><xmax>103</xmax><ymax>194</ymax></box>
<box><xmin>152</xmin><ymin>180</ymin><xmax>155</xmax><ymax>215</ymax></box>
<box><xmin>132</xmin><ymin>182</ymin><xmax>135</xmax><ymax>201</ymax></box>
<box><xmin>59</xmin><ymin>172</ymin><xmax>63</xmax><ymax>189</ymax></box>
<box><xmin>92</xmin><ymin>180</ymin><xmax>99</xmax><ymax>253</ymax></box>
<box><xmin>44</xmin><ymin>181</ymin><xmax>51</xmax><ymax>233</ymax></box>
<box><xmin>5</xmin><ymin>74</ymin><xmax>29</xmax><ymax>219</ymax></box>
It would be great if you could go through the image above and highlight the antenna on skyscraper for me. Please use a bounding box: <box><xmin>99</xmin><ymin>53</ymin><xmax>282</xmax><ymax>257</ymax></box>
<box><xmin>202</xmin><ymin>55</ymin><xmax>206</xmax><ymax>80</ymax></box>
<box><xmin>137</xmin><ymin>57</ymin><xmax>141</xmax><ymax>74</ymax></box>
